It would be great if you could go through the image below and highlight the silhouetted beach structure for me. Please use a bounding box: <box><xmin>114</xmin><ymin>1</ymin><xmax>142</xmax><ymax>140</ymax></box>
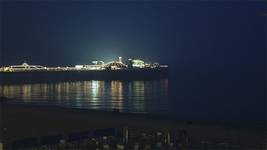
<box><xmin>12</xmin><ymin>128</ymin><xmax>234</xmax><ymax>150</ymax></box>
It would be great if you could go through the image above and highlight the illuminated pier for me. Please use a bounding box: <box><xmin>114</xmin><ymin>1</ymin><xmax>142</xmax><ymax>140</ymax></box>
<box><xmin>0</xmin><ymin>57</ymin><xmax>168</xmax><ymax>72</ymax></box>
<box><xmin>0</xmin><ymin>57</ymin><xmax>168</xmax><ymax>84</ymax></box>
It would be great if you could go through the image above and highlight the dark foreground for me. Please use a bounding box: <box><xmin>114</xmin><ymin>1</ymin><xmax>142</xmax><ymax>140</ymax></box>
<box><xmin>0</xmin><ymin>100</ymin><xmax>265</xmax><ymax>150</ymax></box>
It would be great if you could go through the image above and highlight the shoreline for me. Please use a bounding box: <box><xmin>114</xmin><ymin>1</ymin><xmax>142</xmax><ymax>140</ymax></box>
<box><xmin>1</xmin><ymin>100</ymin><xmax>266</xmax><ymax>149</ymax></box>
<box><xmin>4</xmin><ymin>101</ymin><xmax>266</xmax><ymax>130</ymax></box>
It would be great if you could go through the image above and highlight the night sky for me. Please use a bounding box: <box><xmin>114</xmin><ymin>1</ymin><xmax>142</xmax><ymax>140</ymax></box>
<box><xmin>1</xmin><ymin>1</ymin><xmax>266</xmax><ymax>68</ymax></box>
<box><xmin>0</xmin><ymin>1</ymin><xmax>266</xmax><ymax>124</ymax></box>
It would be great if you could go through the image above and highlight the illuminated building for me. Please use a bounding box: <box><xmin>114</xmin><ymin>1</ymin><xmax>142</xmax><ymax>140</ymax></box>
<box><xmin>132</xmin><ymin>59</ymin><xmax>145</xmax><ymax>68</ymax></box>
<box><xmin>118</xmin><ymin>56</ymin><xmax>122</xmax><ymax>63</ymax></box>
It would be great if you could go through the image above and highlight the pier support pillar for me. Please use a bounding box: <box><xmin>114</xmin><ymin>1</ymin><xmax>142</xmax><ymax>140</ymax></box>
<box><xmin>123</xmin><ymin>127</ymin><xmax>129</xmax><ymax>144</ymax></box>
<box><xmin>164</xmin><ymin>129</ymin><xmax>171</xmax><ymax>146</ymax></box>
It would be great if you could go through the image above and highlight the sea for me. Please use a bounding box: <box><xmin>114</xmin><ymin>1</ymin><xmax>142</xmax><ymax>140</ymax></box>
<box><xmin>0</xmin><ymin>70</ymin><xmax>265</xmax><ymax>128</ymax></box>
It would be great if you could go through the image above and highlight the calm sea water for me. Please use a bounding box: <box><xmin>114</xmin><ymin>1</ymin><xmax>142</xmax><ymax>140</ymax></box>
<box><xmin>0</xmin><ymin>79</ymin><xmax>169</xmax><ymax>114</ymax></box>
<box><xmin>0</xmin><ymin>73</ymin><xmax>265</xmax><ymax>127</ymax></box>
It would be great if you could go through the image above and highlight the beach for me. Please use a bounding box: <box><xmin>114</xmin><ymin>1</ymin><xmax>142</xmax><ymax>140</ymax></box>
<box><xmin>0</xmin><ymin>100</ymin><xmax>265</xmax><ymax>149</ymax></box>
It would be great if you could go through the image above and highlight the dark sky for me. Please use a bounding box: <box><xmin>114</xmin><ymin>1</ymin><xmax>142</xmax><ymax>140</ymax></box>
<box><xmin>1</xmin><ymin>1</ymin><xmax>266</xmax><ymax>69</ymax></box>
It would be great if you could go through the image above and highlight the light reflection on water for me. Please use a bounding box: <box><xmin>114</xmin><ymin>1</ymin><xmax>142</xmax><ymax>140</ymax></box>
<box><xmin>0</xmin><ymin>79</ymin><xmax>169</xmax><ymax>114</ymax></box>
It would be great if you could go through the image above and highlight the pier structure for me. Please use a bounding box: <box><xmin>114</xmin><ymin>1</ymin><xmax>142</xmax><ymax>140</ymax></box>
<box><xmin>0</xmin><ymin>57</ymin><xmax>168</xmax><ymax>72</ymax></box>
